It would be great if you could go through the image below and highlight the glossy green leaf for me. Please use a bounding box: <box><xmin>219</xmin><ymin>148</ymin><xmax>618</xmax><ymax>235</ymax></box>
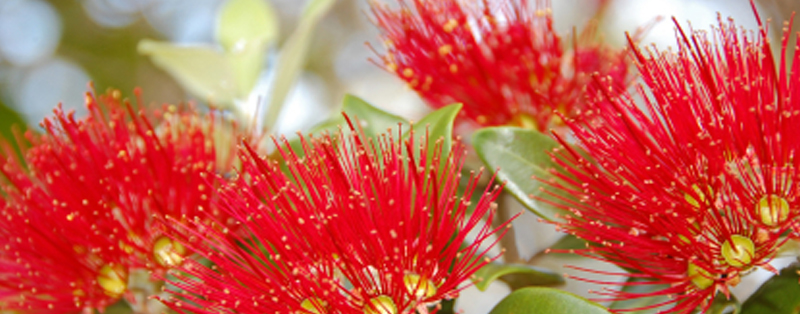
<box><xmin>472</xmin><ymin>127</ymin><xmax>573</xmax><ymax>221</ymax></box>
<box><xmin>609</xmin><ymin>278</ymin><xmax>670</xmax><ymax>314</ymax></box>
<box><xmin>216</xmin><ymin>0</ymin><xmax>278</xmax><ymax>52</ymax></box>
<box><xmin>549</xmin><ymin>234</ymin><xmax>587</xmax><ymax>251</ymax></box>
<box><xmin>403</xmin><ymin>103</ymin><xmax>461</xmax><ymax>162</ymax></box>
<box><xmin>437</xmin><ymin>299</ymin><xmax>456</xmax><ymax>314</ymax></box>
<box><xmin>740</xmin><ymin>264</ymin><xmax>800</xmax><ymax>314</ymax></box>
<box><xmin>708</xmin><ymin>292</ymin><xmax>739</xmax><ymax>314</ymax></box>
<box><xmin>341</xmin><ymin>94</ymin><xmax>407</xmax><ymax>137</ymax></box>
<box><xmin>263</xmin><ymin>0</ymin><xmax>335</xmax><ymax>129</ymax></box>
<box><xmin>138</xmin><ymin>40</ymin><xmax>237</xmax><ymax>106</ymax></box>
<box><xmin>489</xmin><ymin>287</ymin><xmax>611</xmax><ymax>314</ymax></box>
<box><xmin>101</xmin><ymin>299</ymin><xmax>133</xmax><ymax>314</ymax></box>
<box><xmin>473</xmin><ymin>263</ymin><xmax>564</xmax><ymax>291</ymax></box>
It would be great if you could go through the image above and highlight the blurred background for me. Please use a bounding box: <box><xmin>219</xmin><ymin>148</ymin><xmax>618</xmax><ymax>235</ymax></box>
<box><xmin>1</xmin><ymin>0</ymin><xmax>798</xmax><ymax>133</ymax></box>
<box><xmin>1</xmin><ymin>0</ymin><xmax>799</xmax><ymax>312</ymax></box>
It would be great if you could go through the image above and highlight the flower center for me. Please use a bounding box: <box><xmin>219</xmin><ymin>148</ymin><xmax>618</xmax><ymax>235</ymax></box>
<box><xmin>152</xmin><ymin>236</ymin><xmax>186</xmax><ymax>267</ymax></box>
<box><xmin>756</xmin><ymin>195</ymin><xmax>790</xmax><ymax>227</ymax></box>
<box><xmin>687</xmin><ymin>262</ymin><xmax>713</xmax><ymax>289</ymax></box>
<box><xmin>301</xmin><ymin>297</ymin><xmax>328</xmax><ymax>314</ymax></box>
<box><xmin>510</xmin><ymin>113</ymin><xmax>538</xmax><ymax>130</ymax></box>
<box><xmin>403</xmin><ymin>273</ymin><xmax>437</xmax><ymax>300</ymax></box>
<box><xmin>721</xmin><ymin>235</ymin><xmax>755</xmax><ymax>268</ymax></box>
<box><xmin>97</xmin><ymin>264</ymin><xmax>128</xmax><ymax>298</ymax></box>
<box><xmin>363</xmin><ymin>295</ymin><xmax>397</xmax><ymax>314</ymax></box>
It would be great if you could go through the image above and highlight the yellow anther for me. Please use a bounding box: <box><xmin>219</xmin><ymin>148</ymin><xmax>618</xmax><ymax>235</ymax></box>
<box><xmin>386</xmin><ymin>63</ymin><xmax>398</xmax><ymax>73</ymax></box>
<box><xmin>756</xmin><ymin>195</ymin><xmax>790</xmax><ymax>227</ymax></box>
<box><xmin>510</xmin><ymin>113</ymin><xmax>538</xmax><ymax>130</ymax></box>
<box><xmin>363</xmin><ymin>295</ymin><xmax>397</xmax><ymax>314</ymax></box>
<box><xmin>403</xmin><ymin>273</ymin><xmax>437</xmax><ymax>299</ymax></box>
<box><xmin>97</xmin><ymin>264</ymin><xmax>127</xmax><ymax>298</ymax></box>
<box><xmin>152</xmin><ymin>236</ymin><xmax>187</xmax><ymax>267</ymax></box>
<box><xmin>687</xmin><ymin>262</ymin><xmax>713</xmax><ymax>290</ymax></box>
<box><xmin>438</xmin><ymin>44</ymin><xmax>453</xmax><ymax>56</ymax></box>
<box><xmin>443</xmin><ymin>19</ymin><xmax>458</xmax><ymax>33</ymax></box>
<box><xmin>300</xmin><ymin>297</ymin><xmax>327</xmax><ymax>314</ymax></box>
<box><xmin>449</xmin><ymin>64</ymin><xmax>458</xmax><ymax>73</ymax></box>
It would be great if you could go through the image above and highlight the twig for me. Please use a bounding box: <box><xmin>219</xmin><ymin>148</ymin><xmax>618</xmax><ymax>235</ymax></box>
<box><xmin>494</xmin><ymin>192</ymin><xmax>521</xmax><ymax>263</ymax></box>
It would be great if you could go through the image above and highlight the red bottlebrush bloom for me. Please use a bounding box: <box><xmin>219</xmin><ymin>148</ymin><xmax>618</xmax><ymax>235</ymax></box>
<box><xmin>369</xmin><ymin>0</ymin><xmax>634</xmax><ymax>131</ymax></box>
<box><xmin>159</xmin><ymin>121</ymin><xmax>510</xmax><ymax>314</ymax></box>
<box><xmin>0</xmin><ymin>88</ymin><xmax>240</xmax><ymax>313</ymax></box>
<box><xmin>542</xmin><ymin>7</ymin><xmax>797</xmax><ymax>314</ymax></box>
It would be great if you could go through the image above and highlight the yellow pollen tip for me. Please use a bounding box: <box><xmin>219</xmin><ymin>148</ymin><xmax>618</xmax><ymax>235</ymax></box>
<box><xmin>449</xmin><ymin>64</ymin><xmax>458</xmax><ymax>73</ymax></box>
<box><xmin>687</xmin><ymin>262</ymin><xmax>713</xmax><ymax>290</ymax></box>
<box><xmin>300</xmin><ymin>297</ymin><xmax>328</xmax><ymax>314</ymax></box>
<box><xmin>438</xmin><ymin>44</ymin><xmax>453</xmax><ymax>56</ymax></box>
<box><xmin>756</xmin><ymin>194</ymin><xmax>790</xmax><ymax>227</ymax></box>
<box><xmin>403</xmin><ymin>273</ymin><xmax>437</xmax><ymax>300</ymax></box>
<box><xmin>153</xmin><ymin>236</ymin><xmax>187</xmax><ymax>267</ymax></box>
<box><xmin>443</xmin><ymin>19</ymin><xmax>458</xmax><ymax>33</ymax></box>
<box><xmin>97</xmin><ymin>264</ymin><xmax>127</xmax><ymax>298</ymax></box>
<box><xmin>363</xmin><ymin>295</ymin><xmax>397</xmax><ymax>314</ymax></box>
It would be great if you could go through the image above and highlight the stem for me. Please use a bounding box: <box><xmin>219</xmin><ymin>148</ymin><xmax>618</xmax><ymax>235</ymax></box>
<box><xmin>494</xmin><ymin>192</ymin><xmax>521</xmax><ymax>263</ymax></box>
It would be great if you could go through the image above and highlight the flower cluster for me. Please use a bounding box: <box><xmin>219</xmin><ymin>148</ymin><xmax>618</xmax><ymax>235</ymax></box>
<box><xmin>369</xmin><ymin>0</ymin><xmax>633</xmax><ymax>131</ymax></box>
<box><xmin>0</xmin><ymin>89</ymin><xmax>240</xmax><ymax>313</ymax></box>
<box><xmin>159</xmin><ymin>121</ymin><xmax>510</xmax><ymax>314</ymax></box>
<box><xmin>544</xmin><ymin>9</ymin><xmax>798</xmax><ymax>314</ymax></box>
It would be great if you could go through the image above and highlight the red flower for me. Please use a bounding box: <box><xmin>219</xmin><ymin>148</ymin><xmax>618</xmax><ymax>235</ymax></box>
<box><xmin>159</xmin><ymin>120</ymin><xmax>510</xmax><ymax>314</ymax></box>
<box><xmin>369</xmin><ymin>0</ymin><xmax>634</xmax><ymax>131</ymax></box>
<box><xmin>543</xmin><ymin>7</ymin><xmax>794</xmax><ymax>314</ymax></box>
<box><xmin>0</xmin><ymin>89</ymin><xmax>240</xmax><ymax>313</ymax></box>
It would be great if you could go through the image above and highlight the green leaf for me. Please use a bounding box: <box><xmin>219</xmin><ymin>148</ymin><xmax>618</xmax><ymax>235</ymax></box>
<box><xmin>472</xmin><ymin>127</ymin><xmax>573</xmax><ymax>221</ymax></box>
<box><xmin>263</xmin><ymin>0</ymin><xmax>335</xmax><ymax>129</ymax></box>
<box><xmin>708</xmin><ymin>292</ymin><xmax>739</xmax><ymax>314</ymax></box>
<box><xmin>473</xmin><ymin>263</ymin><xmax>564</xmax><ymax>291</ymax></box>
<box><xmin>341</xmin><ymin>94</ymin><xmax>407</xmax><ymax>138</ymax></box>
<box><xmin>403</xmin><ymin>103</ymin><xmax>461</xmax><ymax>162</ymax></box>
<box><xmin>217</xmin><ymin>0</ymin><xmax>278</xmax><ymax>96</ymax></box>
<box><xmin>549</xmin><ymin>234</ymin><xmax>587</xmax><ymax>252</ymax></box>
<box><xmin>138</xmin><ymin>40</ymin><xmax>237</xmax><ymax>106</ymax></box>
<box><xmin>489</xmin><ymin>287</ymin><xmax>611</xmax><ymax>314</ymax></box>
<box><xmin>740</xmin><ymin>263</ymin><xmax>800</xmax><ymax>314</ymax></box>
<box><xmin>216</xmin><ymin>0</ymin><xmax>279</xmax><ymax>52</ymax></box>
<box><xmin>609</xmin><ymin>277</ymin><xmax>670</xmax><ymax>314</ymax></box>
<box><xmin>0</xmin><ymin>99</ymin><xmax>25</xmax><ymax>146</ymax></box>
<box><xmin>228</xmin><ymin>40</ymin><xmax>267</xmax><ymax>98</ymax></box>
<box><xmin>99</xmin><ymin>299</ymin><xmax>133</xmax><ymax>314</ymax></box>
<box><xmin>436</xmin><ymin>299</ymin><xmax>456</xmax><ymax>314</ymax></box>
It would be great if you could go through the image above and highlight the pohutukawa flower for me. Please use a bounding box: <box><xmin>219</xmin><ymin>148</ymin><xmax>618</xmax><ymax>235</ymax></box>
<box><xmin>158</xmin><ymin>119</ymin><xmax>511</xmax><ymax>314</ymax></box>
<box><xmin>0</xmin><ymin>88</ymin><xmax>241</xmax><ymax>313</ymax></box>
<box><xmin>542</xmin><ymin>7</ymin><xmax>795</xmax><ymax>314</ymax></box>
<box><xmin>369</xmin><ymin>0</ymin><xmax>635</xmax><ymax>131</ymax></box>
